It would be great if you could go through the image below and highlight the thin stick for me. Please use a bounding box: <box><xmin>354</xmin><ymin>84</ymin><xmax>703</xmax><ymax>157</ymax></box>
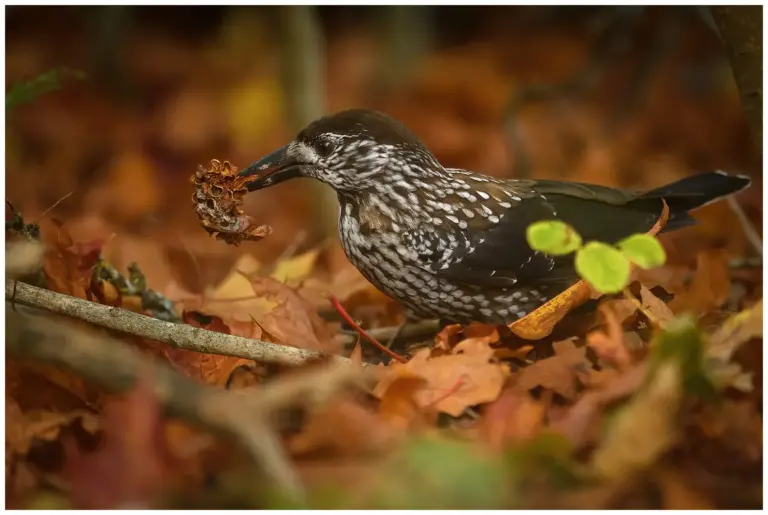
<box><xmin>727</xmin><ymin>196</ymin><xmax>762</xmax><ymax>256</ymax></box>
<box><xmin>6</xmin><ymin>280</ymin><xmax>352</xmax><ymax>367</ymax></box>
<box><xmin>328</xmin><ymin>295</ymin><xmax>408</xmax><ymax>363</ymax></box>
<box><xmin>34</xmin><ymin>190</ymin><xmax>74</xmax><ymax>224</ymax></box>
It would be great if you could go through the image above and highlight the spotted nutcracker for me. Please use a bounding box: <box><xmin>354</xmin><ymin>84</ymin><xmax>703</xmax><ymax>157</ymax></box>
<box><xmin>238</xmin><ymin>109</ymin><xmax>751</xmax><ymax>325</ymax></box>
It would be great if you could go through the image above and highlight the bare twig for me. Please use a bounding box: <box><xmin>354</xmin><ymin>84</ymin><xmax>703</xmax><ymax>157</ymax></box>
<box><xmin>5</xmin><ymin>280</ymin><xmax>352</xmax><ymax>367</ymax></box>
<box><xmin>726</xmin><ymin>196</ymin><xmax>762</xmax><ymax>256</ymax></box>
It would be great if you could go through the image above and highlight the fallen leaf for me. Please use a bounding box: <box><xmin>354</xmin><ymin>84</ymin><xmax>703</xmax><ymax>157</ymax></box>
<box><xmin>288</xmin><ymin>395</ymin><xmax>395</xmax><ymax>458</ymax></box>
<box><xmin>550</xmin><ymin>365</ymin><xmax>647</xmax><ymax>450</ymax></box>
<box><xmin>350</xmin><ymin>337</ymin><xmax>363</xmax><ymax>367</ymax></box>
<box><xmin>66</xmin><ymin>375</ymin><xmax>169</xmax><ymax>509</ymax></box>
<box><xmin>508</xmin><ymin>280</ymin><xmax>593</xmax><ymax>340</ymax></box>
<box><xmin>6</xmin><ymin>397</ymin><xmax>99</xmax><ymax>457</ymax></box>
<box><xmin>246</xmin><ymin>274</ymin><xmax>339</xmax><ymax>353</ymax></box>
<box><xmin>658</xmin><ymin>468</ymin><xmax>714</xmax><ymax>509</ymax></box>
<box><xmin>269</xmin><ymin>248</ymin><xmax>320</xmax><ymax>285</ymax></box>
<box><xmin>40</xmin><ymin>219</ymin><xmax>104</xmax><ymax>300</ymax></box>
<box><xmin>434</xmin><ymin>324</ymin><xmax>462</xmax><ymax>351</ymax></box>
<box><xmin>707</xmin><ymin>299</ymin><xmax>762</xmax><ymax>363</ymax></box>
<box><xmin>160</xmin><ymin>311</ymin><xmax>254</xmax><ymax>386</ymax></box>
<box><xmin>377</xmin><ymin>372</ymin><xmax>430</xmax><ymax>431</ymax></box>
<box><xmin>514</xmin><ymin>339</ymin><xmax>590</xmax><ymax>400</ymax></box>
<box><xmin>373</xmin><ymin>339</ymin><xmax>507</xmax><ymax>417</ymax></box>
<box><xmin>479</xmin><ymin>387</ymin><xmax>551</xmax><ymax>451</ymax></box>
<box><xmin>597</xmin><ymin>297</ymin><xmax>639</xmax><ymax>326</ymax></box>
<box><xmin>591</xmin><ymin>362</ymin><xmax>682</xmax><ymax>481</ymax></box>
<box><xmin>639</xmin><ymin>285</ymin><xmax>675</xmax><ymax>325</ymax></box>
<box><xmin>669</xmin><ymin>249</ymin><xmax>731</xmax><ymax>315</ymax></box>
<box><xmin>586</xmin><ymin>304</ymin><xmax>631</xmax><ymax>370</ymax></box>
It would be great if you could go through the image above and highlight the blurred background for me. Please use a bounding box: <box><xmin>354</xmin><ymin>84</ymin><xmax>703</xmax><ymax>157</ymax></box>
<box><xmin>6</xmin><ymin>5</ymin><xmax>762</xmax><ymax>302</ymax></box>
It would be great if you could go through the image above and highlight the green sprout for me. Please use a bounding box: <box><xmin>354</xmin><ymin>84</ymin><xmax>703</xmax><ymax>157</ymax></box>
<box><xmin>526</xmin><ymin>220</ymin><xmax>666</xmax><ymax>294</ymax></box>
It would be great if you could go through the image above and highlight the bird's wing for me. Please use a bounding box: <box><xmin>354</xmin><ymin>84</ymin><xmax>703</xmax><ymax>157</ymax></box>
<box><xmin>410</xmin><ymin>172</ymin><xmax>658</xmax><ymax>291</ymax></box>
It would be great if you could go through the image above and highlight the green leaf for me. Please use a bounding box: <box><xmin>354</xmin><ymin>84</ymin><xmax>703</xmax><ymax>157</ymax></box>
<box><xmin>526</xmin><ymin>220</ymin><xmax>583</xmax><ymax>256</ymax></box>
<box><xmin>618</xmin><ymin>234</ymin><xmax>666</xmax><ymax>269</ymax></box>
<box><xmin>371</xmin><ymin>437</ymin><xmax>512</xmax><ymax>509</ymax></box>
<box><xmin>6</xmin><ymin>67</ymin><xmax>86</xmax><ymax>112</ymax></box>
<box><xmin>649</xmin><ymin>316</ymin><xmax>718</xmax><ymax>400</ymax></box>
<box><xmin>575</xmin><ymin>242</ymin><xmax>631</xmax><ymax>294</ymax></box>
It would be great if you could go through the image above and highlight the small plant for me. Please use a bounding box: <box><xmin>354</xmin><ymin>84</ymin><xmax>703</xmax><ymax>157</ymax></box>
<box><xmin>525</xmin><ymin>220</ymin><xmax>666</xmax><ymax>294</ymax></box>
<box><xmin>6</xmin><ymin>67</ymin><xmax>85</xmax><ymax>112</ymax></box>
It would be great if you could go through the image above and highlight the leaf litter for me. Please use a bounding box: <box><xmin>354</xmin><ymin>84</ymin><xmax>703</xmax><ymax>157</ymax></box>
<box><xmin>5</xmin><ymin>17</ymin><xmax>764</xmax><ymax>509</ymax></box>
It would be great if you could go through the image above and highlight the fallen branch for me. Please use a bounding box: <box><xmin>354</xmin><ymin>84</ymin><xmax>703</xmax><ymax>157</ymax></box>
<box><xmin>6</xmin><ymin>280</ymin><xmax>352</xmax><ymax>367</ymax></box>
<box><xmin>6</xmin><ymin>308</ymin><xmax>371</xmax><ymax>499</ymax></box>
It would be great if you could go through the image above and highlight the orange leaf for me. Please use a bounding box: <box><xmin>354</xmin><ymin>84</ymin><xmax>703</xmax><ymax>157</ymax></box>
<box><xmin>66</xmin><ymin>375</ymin><xmax>169</xmax><ymax>509</ymax></box>
<box><xmin>373</xmin><ymin>339</ymin><xmax>507</xmax><ymax>417</ymax></box>
<box><xmin>377</xmin><ymin>372</ymin><xmax>430</xmax><ymax>430</ymax></box>
<box><xmin>508</xmin><ymin>281</ymin><xmax>593</xmax><ymax>340</ymax></box>
<box><xmin>514</xmin><ymin>339</ymin><xmax>589</xmax><ymax>400</ymax></box>
<box><xmin>586</xmin><ymin>304</ymin><xmax>632</xmax><ymax>370</ymax></box>
<box><xmin>167</xmin><ymin>311</ymin><xmax>253</xmax><ymax>386</ymax></box>
<box><xmin>669</xmin><ymin>249</ymin><xmax>731</xmax><ymax>315</ymax></box>
<box><xmin>479</xmin><ymin>387</ymin><xmax>551</xmax><ymax>451</ymax></box>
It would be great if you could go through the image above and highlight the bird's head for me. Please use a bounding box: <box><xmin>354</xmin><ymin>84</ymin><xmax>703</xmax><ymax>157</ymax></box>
<box><xmin>239</xmin><ymin>109</ymin><xmax>443</xmax><ymax>194</ymax></box>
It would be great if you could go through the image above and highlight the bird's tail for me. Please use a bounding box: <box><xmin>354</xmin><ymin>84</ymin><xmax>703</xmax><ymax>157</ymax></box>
<box><xmin>635</xmin><ymin>171</ymin><xmax>752</xmax><ymax>232</ymax></box>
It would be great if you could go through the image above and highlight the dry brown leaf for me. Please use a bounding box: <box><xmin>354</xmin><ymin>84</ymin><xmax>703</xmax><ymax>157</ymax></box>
<box><xmin>66</xmin><ymin>377</ymin><xmax>169</xmax><ymax>509</ymax></box>
<box><xmin>591</xmin><ymin>363</ymin><xmax>682</xmax><ymax>481</ymax></box>
<box><xmin>6</xmin><ymin>397</ymin><xmax>99</xmax><ymax>457</ymax></box>
<box><xmin>377</xmin><ymin>372</ymin><xmax>430</xmax><ymax>431</ymax></box>
<box><xmin>597</xmin><ymin>297</ymin><xmax>639</xmax><ymax>326</ymax></box>
<box><xmin>162</xmin><ymin>311</ymin><xmax>253</xmax><ymax>386</ymax></box>
<box><xmin>373</xmin><ymin>339</ymin><xmax>507</xmax><ymax>417</ymax></box>
<box><xmin>669</xmin><ymin>249</ymin><xmax>731</xmax><ymax>315</ymax></box>
<box><xmin>707</xmin><ymin>299</ymin><xmax>763</xmax><ymax>363</ymax></box>
<box><xmin>586</xmin><ymin>304</ymin><xmax>631</xmax><ymax>370</ymax></box>
<box><xmin>639</xmin><ymin>285</ymin><xmax>676</xmax><ymax>325</ymax></box>
<box><xmin>508</xmin><ymin>280</ymin><xmax>593</xmax><ymax>340</ymax></box>
<box><xmin>349</xmin><ymin>338</ymin><xmax>364</xmax><ymax>367</ymax></box>
<box><xmin>288</xmin><ymin>395</ymin><xmax>395</xmax><ymax>458</ymax></box>
<box><xmin>478</xmin><ymin>387</ymin><xmax>551</xmax><ymax>451</ymax></box>
<box><xmin>550</xmin><ymin>364</ymin><xmax>647</xmax><ymax>450</ymax></box>
<box><xmin>434</xmin><ymin>324</ymin><xmax>463</xmax><ymax>351</ymax></box>
<box><xmin>658</xmin><ymin>468</ymin><xmax>714</xmax><ymax>509</ymax></box>
<box><xmin>246</xmin><ymin>274</ymin><xmax>339</xmax><ymax>353</ymax></box>
<box><xmin>514</xmin><ymin>339</ymin><xmax>590</xmax><ymax>400</ymax></box>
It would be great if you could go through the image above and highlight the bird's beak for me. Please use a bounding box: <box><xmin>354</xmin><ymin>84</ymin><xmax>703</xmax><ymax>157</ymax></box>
<box><xmin>239</xmin><ymin>145</ymin><xmax>303</xmax><ymax>191</ymax></box>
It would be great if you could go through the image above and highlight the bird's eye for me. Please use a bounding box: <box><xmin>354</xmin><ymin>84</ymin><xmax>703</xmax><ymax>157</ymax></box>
<box><xmin>314</xmin><ymin>139</ymin><xmax>335</xmax><ymax>158</ymax></box>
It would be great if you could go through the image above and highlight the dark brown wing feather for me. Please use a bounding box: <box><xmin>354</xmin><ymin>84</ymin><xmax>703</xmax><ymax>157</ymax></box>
<box><xmin>425</xmin><ymin>179</ymin><xmax>662</xmax><ymax>290</ymax></box>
